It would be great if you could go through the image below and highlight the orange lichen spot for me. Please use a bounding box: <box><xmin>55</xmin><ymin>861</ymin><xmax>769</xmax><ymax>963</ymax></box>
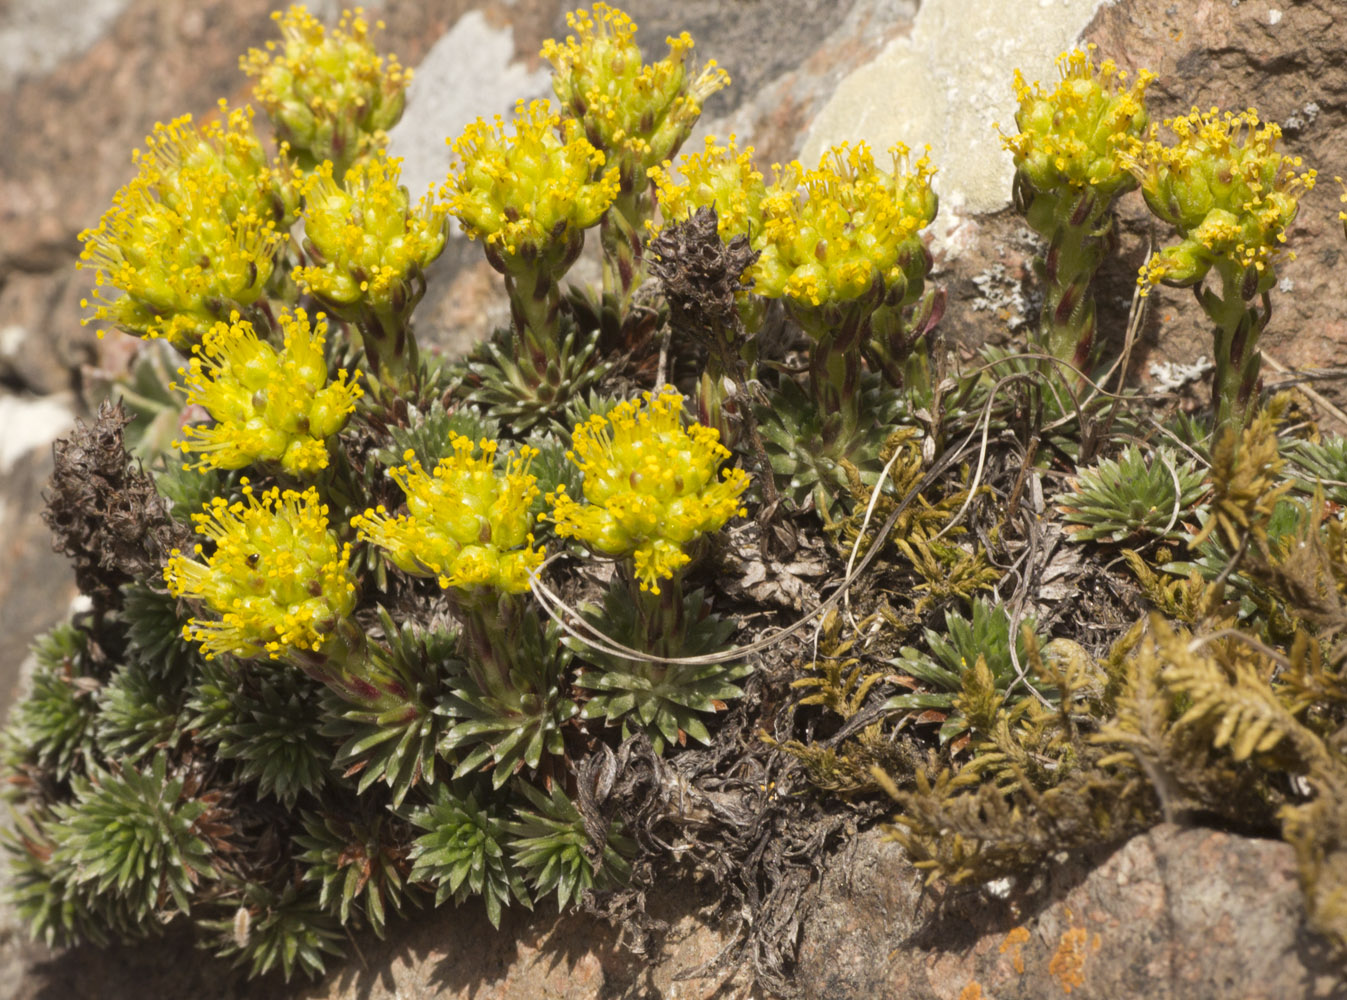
<box><xmin>957</xmin><ymin>983</ymin><xmax>985</xmax><ymax>1000</ymax></box>
<box><xmin>999</xmin><ymin>925</ymin><xmax>1031</xmax><ymax>975</ymax></box>
<box><xmin>1048</xmin><ymin>926</ymin><xmax>1091</xmax><ymax>993</ymax></box>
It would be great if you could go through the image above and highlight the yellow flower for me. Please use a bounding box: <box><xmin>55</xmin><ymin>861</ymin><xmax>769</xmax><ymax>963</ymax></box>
<box><xmin>293</xmin><ymin>151</ymin><xmax>447</xmax><ymax>312</ymax></box>
<box><xmin>241</xmin><ymin>4</ymin><xmax>411</xmax><ymax>175</ymax></box>
<box><xmin>1119</xmin><ymin>106</ymin><xmax>1316</xmax><ymax>291</ymax></box>
<box><xmin>1002</xmin><ymin>46</ymin><xmax>1154</xmax><ymax>200</ymax></box>
<box><xmin>753</xmin><ymin>142</ymin><xmax>938</xmax><ymax>311</ymax></box>
<box><xmin>648</xmin><ymin>134</ymin><xmax>767</xmax><ymax>247</ymax></box>
<box><xmin>173</xmin><ymin>308</ymin><xmax>362</xmax><ymax>476</ymax></box>
<box><xmin>548</xmin><ymin>387</ymin><xmax>749</xmax><ymax>593</ymax></box>
<box><xmin>77</xmin><ymin>104</ymin><xmax>298</xmax><ymax>350</ymax></box>
<box><xmin>352</xmin><ymin>437</ymin><xmax>544</xmax><ymax>595</ymax></box>
<box><xmin>164</xmin><ymin>482</ymin><xmax>356</xmax><ymax>660</ymax></box>
<box><xmin>541</xmin><ymin>3</ymin><xmax>729</xmax><ymax>186</ymax></box>
<box><xmin>445</xmin><ymin>99</ymin><xmax>619</xmax><ymax>264</ymax></box>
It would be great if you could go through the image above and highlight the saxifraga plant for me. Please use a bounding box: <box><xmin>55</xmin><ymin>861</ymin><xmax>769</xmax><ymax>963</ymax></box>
<box><xmin>1120</xmin><ymin>106</ymin><xmax>1316</xmax><ymax>431</ymax></box>
<box><xmin>1001</xmin><ymin>46</ymin><xmax>1153</xmax><ymax>389</ymax></box>
<box><xmin>547</xmin><ymin>387</ymin><xmax>751</xmax><ymax>752</ymax></box>
<box><xmin>445</xmin><ymin>99</ymin><xmax>618</xmax><ymax>426</ymax></box>
<box><xmin>542</xmin><ymin>2</ymin><xmax>729</xmax><ymax>314</ymax></box>
<box><xmin>1056</xmin><ymin>444</ymin><xmax>1207</xmax><ymax>544</ymax></box>
<box><xmin>11</xmin><ymin>0</ymin><xmax>1343</xmax><ymax>988</ymax></box>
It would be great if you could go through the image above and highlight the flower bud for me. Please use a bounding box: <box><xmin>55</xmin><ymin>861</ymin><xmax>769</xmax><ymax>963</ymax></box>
<box><xmin>542</xmin><ymin>4</ymin><xmax>729</xmax><ymax>191</ymax></box>
<box><xmin>445</xmin><ymin>99</ymin><xmax>618</xmax><ymax>271</ymax></box>
<box><xmin>1120</xmin><ymin>105</ymin><xmax>1316</xmax><ymax>292</ymax></box>
<box><xmin>293</xmin><ymin>152</ymin><xmax>447</xmax><ymax>321</ymax></box>
<box><xmin>352</xmin><ymin>438</ymin><xmax>545</xmax><ymax>595</ymax></box>
<box><xmin>77</xmin><ymin>104</ymin><xmax>298</xmax><ymax>350</ymax></box>
<box><xmin>752</xmin><ymin>142</ymin><xmax>938</xmax><ymax>316</ymax></box>
<box><xmin>1002</xmin><ymin>47</ymin><xmax>1153</xmax><ymax>204</ymax></box>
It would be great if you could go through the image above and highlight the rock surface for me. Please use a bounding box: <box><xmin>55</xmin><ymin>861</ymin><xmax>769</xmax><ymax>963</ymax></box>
<box><xmin>799</xmin><ymin>825</ymin><xmax>1347</xmax><ymax>1000</ymax></box>
<box><xmin>3</xmin><ymin>1</ymin><xmax>1347</xmax><ymax>998</ymax></box>
<box><xmin>1088</xmin><ymin>0</ymin><xmax>1347</xmax><ymax>412</ymax></box>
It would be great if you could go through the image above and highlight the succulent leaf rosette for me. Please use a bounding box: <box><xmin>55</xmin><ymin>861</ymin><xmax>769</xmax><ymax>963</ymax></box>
<box><xmin>548</xmin><ymin>387</ymin><xmax>749</xmax><ymax>594</ymax></box>
<box><xmin>78</xmin><ymin>104</ymin><xmax>299</xmax><ymax>351</ymax></box>
<box><xmin>241</xmin><ymin>4</ymin><xmax>411</xmax><ymax>177</ymax></box>
<box><xmin>163</xmin><ymin>483</ymin><xmax>357</xmax><ymax>661</ymax></box>
<box><xmin>1001</xmin><ymin>47</ymin><xmax>1154</xmax><ymax>378</ymax></box>
<box><xmin>351</xmin><ymin>436</ymin><xmax>544</xmax><ymax>594</ymax></box>
<box><xmin>173</xmin><ymin>308</ymin><xmax>362</xmax><ymax>476</ymax></box>
<box><xmin>1120</xmin><ymin>106</ymin><xmax>1316</xmax><ymax>427</ymax></box>
<box><xmin>1056</xmin><ymin>445</ymin><xmax>1207</xmax><ymax>544</ymax></box>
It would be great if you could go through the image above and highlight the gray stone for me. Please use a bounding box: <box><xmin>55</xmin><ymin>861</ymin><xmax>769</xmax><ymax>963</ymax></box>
<box><xmin>797</xmin><ymin>824</ymin><xmax>1347</xmax><ymax>1000</ymax></box>
<box><xmin>0</xmin><ymin>393</ymin><xmax>79</xmax><ymax>719</ymax></box>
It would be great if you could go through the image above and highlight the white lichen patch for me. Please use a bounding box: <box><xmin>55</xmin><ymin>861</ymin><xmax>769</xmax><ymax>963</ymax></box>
<box><xmin>0</xmin><ymin>325</ymin><xmax>26</xmax><ymax>360</ymax></box>
<box><xmin>1148</xmin><ymin>357</ymin><xmax>1213</xmax><ymax>393</ymax></box>
<box><xmin>970</xmin><ymin>263</ymin><xmax>1031</xmax><ymax>329</ymax></box>
<box><xmin>1282</xmin><ymin>101</ymin><xmax>1319</xmax><ymax>133</ymax></box>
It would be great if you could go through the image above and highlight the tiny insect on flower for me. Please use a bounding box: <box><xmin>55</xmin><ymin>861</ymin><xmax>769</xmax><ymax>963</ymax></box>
<box><xmin>164</xmin><ymin>481</ymin><xmax>357</xmax><ymax>660</ymax></box>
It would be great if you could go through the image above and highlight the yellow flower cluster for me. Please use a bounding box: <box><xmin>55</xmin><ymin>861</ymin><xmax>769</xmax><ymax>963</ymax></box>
<box><xmin>548</xmin><ymin>387</ymin><xmax>749</xmax><ymax>594</ymax></box>
<box><xmin>541</xmin><ymin>3</ymin><xmax>729</xmax><ymax>183</ymax></box>
<box><xmin>241</xmin><ymin>4</ymin><xmax>411</xmax><ymax>175</ymax></box>
<box><xmin>293</xmin><ymin>152</ymin><xmax>447</xmax><ymax>310</ymax></box>
<box><xmin>1120</xmin><ymin>106</ymin><xmax>1316</xmax><ymax>290</ymax></box>
<box><xmin>753</xmin><ymin>142</ymin><xmax>938</xmax><ymax>309</ymax></box>
<box><xmin>649</xmin><ymin>134</ymin><xmax>767</xmax><ymax>246</ymax></box>
<box><xmin>352</xmin><ymin>437</ymin><xmax>544</xmax><ymax>594</ymax></box>
<box><xmin>1002</xmin><ymin>46</ymin><xmax>1154</xmax><ymax>199</ymax></box>
<box><xmin>78</xmin><ymin>104</ymin><xmax>298</xmax><ymax>349</ymax></box>
<box><xmin>446</xmin><ymin>99</ymin><xmax>619</xmax><ymax>261</ymax></box>
<box><xmin>1338</xmin><ymin>176</ymin><xmax>1347</xmax><ymax>239</ymax></box>
<box><xmin>164</xmin><ymin>482</ymin><xmax>356</xmax><ymax>660</ymax></box>
<box><xmin>173</xmin><ymin>309</ymin><xmax>362</xmax><ymax>476</ymax></box>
